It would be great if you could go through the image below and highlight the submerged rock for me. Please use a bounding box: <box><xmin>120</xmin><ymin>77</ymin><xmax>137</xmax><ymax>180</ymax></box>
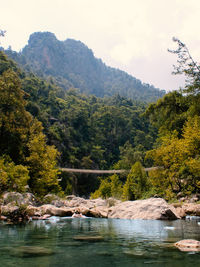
<box><xmin>73</xmin><ymin>235</ymin><xmax>104</xmax><ymax>241</ymax></box>
<box><xmin>175</xmin><ymin>239</ymin><xmax>200</xmax><ymax>252</ymax></box>
<box><xmin>10</xmin><ymin>246</ymin><xmax>54</xmax><ymax>257</ymax></box>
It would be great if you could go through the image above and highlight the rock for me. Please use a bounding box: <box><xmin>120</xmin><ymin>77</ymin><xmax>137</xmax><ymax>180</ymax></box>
<box><xmin>1</xmin><ymin>203</ymin><xmax>29</xmax><ymax>222</ymax></box>
<box><xmin>2</xmin><ymin>192</ymin><xmax>24</xmax><ymax>206</ymax></box>
<box><xmin>26</xmin><ymin>205</ymin><xmax>41</xmax><ymax>216</ymax></box>
<box><xmin>73</xmin><ymin>235</ymin><xmax>104</xmax><ymax>241</ymax></box>
<box><xmin>175</xmin><ymin>239</ymin><xmax>200</xmax><ymax>252</ymax></box>
<box><xmin>66</xmin><ymin>197</ymin><xmax>88</xmax><ymax>207</ymax></box>
<box><xmin>1</xmin><ymin>203</ymin><xmax>19</xmax><ymax>215</ymax></box>
<box><xmin>171</xmin><ymin>202</ymin><xmax>200</xmax><ymax>218</ymax></box>
<box><xmin>182</xmin><ymin>203</ymin><xmax>200</xmax><ymax>216</ymax></box>
<box><xmin>65</xmin><ymin>195</ymin><xmax>76</xmax><ymax>200</ymax></box>
<box><xmin>23</xmin><ymin>193</ymin><xmax>37</xmax><ymax>206</ymax></box>
<box><xmin>39</xmin><ymin>204</ymin><xmax>73</xmax><ymax>216</ymax></box>
<box><xmin>2</xmin><ymin>192</ymin><xmax>36</xmax><ymax>206</ymax></box>
<box><xmin>51</xmin><ymin>199</ymin><xmax>65</xmax><ymax>207</ymax></box>
<box><xmin>32</xmin><ymin>214</ymin><xmax>51</xmax><ymax>220</ymax></box>
<box><xmin>108</xmin><ymin>198</ymin><xmax>179</xmax><ymax>220</ymax></box>
<box><xmin>10</xmin><ymin>246</ymin><xmax>54</xmax><ymax>257</ymax></box>
<box><xmin>0</xmin><ymin>215</ymin><xmax>7</xmax><ymax>220</ymax></box>
<box><xmin>88</xmin><ymin>207</ymin><xmax>108</xmax><ymax>218</ymax></box>
<box><xmin>106</xmin><ymin>197</ymin><xmax>121</xmax><ymax>207</ymax></box>
<box><xmin>43</xmin><ymin>194</ymin><xmax>61</xmax><ymax>203</ymax></box>
<box><xmin>172</xmin><ymin>206</ymin><xmax>186</xmax><ymax>218</ymax></box>
<box><xmin>89</xmin><ymin>198</ymin><xmax>108</xmax><ymax>207</ymax></box>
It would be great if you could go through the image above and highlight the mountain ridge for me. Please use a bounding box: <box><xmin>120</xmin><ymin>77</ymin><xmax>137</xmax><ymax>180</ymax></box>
<box><xmin>4</xmin><ymin>31</ymin><xmax>165</xmax><ymax>102</ymax></box>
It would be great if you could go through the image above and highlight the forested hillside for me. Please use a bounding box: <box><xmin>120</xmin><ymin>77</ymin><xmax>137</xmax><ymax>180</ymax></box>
<box><xmin>92</xmin><ymin>39</ymin><xmax>200</xmax><ymax>201</ymax></box>
<box><xmin>0</xmin><ymin>50</ymin><xmax>156</xmax><ymax>196</ymax></box>
<box><xmin>1</xmin><ymin>35</ymin><xmax>199</xmax><ymax>201</ymax></box>
<box><xmin>4</xmin><ymin>32</ymin><xmax>165</xmax><ymax>102</ymax></box>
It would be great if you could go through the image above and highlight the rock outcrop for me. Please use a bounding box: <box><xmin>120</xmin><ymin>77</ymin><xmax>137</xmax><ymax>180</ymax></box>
<box><xmin>0</xmin><ymin>193</ymin><xmax>193</xmax><ymax>222</ymax></box>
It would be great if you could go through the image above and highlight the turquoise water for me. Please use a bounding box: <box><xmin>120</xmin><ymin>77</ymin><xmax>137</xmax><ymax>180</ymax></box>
<box><xmin>0</xmin><ymin>217</ymin><xmax>200</xmax><ymax>266</ymax></box>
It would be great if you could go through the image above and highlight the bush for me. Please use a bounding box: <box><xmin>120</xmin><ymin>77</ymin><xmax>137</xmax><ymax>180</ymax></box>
<box><xmin>0</xmin><ymin>157</ymin><xmax>30</xmax><ymax>193</ymax></box>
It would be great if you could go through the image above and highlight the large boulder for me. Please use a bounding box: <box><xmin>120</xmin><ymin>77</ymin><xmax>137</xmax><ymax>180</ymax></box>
<box><xmin>108</xmin><ymin>198</ymin><xmax>179</xmax><ymax>220</ymax></box>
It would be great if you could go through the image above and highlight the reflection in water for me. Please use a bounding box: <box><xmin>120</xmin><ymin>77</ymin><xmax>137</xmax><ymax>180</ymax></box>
<box><xmin>0</xmin><ymin>217</ymin><xmax>200</xmax><ymax>266</ymax></box>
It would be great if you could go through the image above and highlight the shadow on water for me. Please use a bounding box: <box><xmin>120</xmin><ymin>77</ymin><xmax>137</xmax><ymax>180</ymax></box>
<box><xmin>0</xmin><ymin>217</ymin><xmax>200</xmax><ymax>266</ymax></box>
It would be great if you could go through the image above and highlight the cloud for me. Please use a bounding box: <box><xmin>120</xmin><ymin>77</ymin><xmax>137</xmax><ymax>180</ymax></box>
<box><xmin>1</xmin><ymin>0</ymin><xmax>200</xmax><ymax>91</ymax></box>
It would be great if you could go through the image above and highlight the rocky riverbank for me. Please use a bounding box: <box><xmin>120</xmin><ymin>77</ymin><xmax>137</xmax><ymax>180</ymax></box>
<box><xmin>1</xmin><ymin>192</ymin><xmax>200</xmax><ymax>223</ymax></box>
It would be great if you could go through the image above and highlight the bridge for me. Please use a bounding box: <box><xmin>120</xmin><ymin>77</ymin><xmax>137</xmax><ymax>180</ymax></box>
<box><xmin>59</xmin><ymin>167</ymin><xmax>158</xmax><ymax>174</ymax></box>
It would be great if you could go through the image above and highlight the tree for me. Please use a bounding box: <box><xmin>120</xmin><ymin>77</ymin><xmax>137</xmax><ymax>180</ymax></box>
<box><xmin>26</xmin><ymin>119</ymin><xmax>61</xmax><ymax>196</ymax></box>
<box><xmin>145</xmin><ymin>91</ymin><xmax>189</xmax><ymax>137</ymax></box>
<box><xmin>0</xmin><ymin>157</ymin><xmax>29</xmax><ymax>193</ymax></box>
<box><xmin>147</xmin><ymin>116</ymin><xmax>200</xmax><ymax>199</ymax></box>
<box><xmin>122</xmin><ymin>161</ymin><xmax>147</xmax><ymax>200</ymax></box>
<box><xmin>0</xmin><ymin>30</ymin><xmax>6</xmax><ymax>37</ymax></box>
<box><xmin>0</xmin><ymin>69</ymin><xmax>32</xmax><ymax>163</ymax></box>
<box><xmin>90</xmin><ymin>178</ymin><xmax>111</xmax><ymax>199</ymax></box>
<box><xmin>168</xmin><ymin>37</ymin><xmax>200</xmax><ymax>96</ymax></box>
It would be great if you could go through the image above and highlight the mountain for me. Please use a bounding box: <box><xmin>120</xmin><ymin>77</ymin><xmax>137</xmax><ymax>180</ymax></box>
<box><xmin>5</xmin><ymin>31</ymin><xmax>165</xmax><ymax>102</ymax></box>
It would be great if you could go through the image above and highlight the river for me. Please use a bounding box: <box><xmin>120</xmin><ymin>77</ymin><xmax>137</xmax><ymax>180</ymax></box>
<box><xmin>0</xmin><ymin>217</ymin><xmax>200</xmax><ymax>266</ymax></box>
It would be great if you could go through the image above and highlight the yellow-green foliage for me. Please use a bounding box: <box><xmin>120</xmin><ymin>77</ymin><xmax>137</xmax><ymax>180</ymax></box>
<box><xmin>90</xmin><ymin>178</ymin><xmax>111</xmax><ymax>199</ymax></box>
<box><xmin>0</xmin><ymin>157</ymin><xmax>29</xmax><ymax>192</ymax></box>
<box><xmin>110</xmin><ymin>174</ymin><xmax>123</xmax><ymax>199</ymax></box>
<box><xmin>122</xmin><ymin>161</ymin><xmax>147</xmax><ymax>200</ymax></box>
<box><xmin>90</xmin><ymin>174</ymin><xmax>123</xmax><ymax>199</ymax></box>
<box><xmin>26</xmin><ymin>119</ymin><xmax>61</xmax><ymax>196</ymax></box>
<box><xmin>0</xmin><ymin>69</ymin><xmax>32</xmax><ymax>162</ymax></box>
<box><xmin>147</xmin><ymin>116</ymin><xmax>200</xmax><ymax>198</ymax></box>
<box><xmin>91</xmin><ymin>167</ymin><xmax>148</xmax><ymax>201</ymax></box>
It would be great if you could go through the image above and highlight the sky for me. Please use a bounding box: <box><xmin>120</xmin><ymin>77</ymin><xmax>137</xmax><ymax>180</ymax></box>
<box><xmin>1</xmin><ymin>0</ymin><xmax>200</xmax><ymax>92</ymax></box>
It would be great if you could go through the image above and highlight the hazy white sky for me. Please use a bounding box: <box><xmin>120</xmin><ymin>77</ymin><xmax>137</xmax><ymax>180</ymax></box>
<box><xmin>1</xmin><ymin>0</ymin><xmax>200</xmax><ymax>91</ymax></box>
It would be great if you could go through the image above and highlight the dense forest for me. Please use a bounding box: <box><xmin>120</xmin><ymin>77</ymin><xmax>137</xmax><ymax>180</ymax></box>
<box><xmin>0</xmin><ymin>35</ymin><xmax>199</xmax><ymax>201</ymax></box>
<box><xmin>0</xmin><ymin>49</ymin><xmax>156</xmax><ymax>197</ymax></box>
<box><xmin>3</xmin><ymin>32</ymin><xmax>165</xmax><ymax>102</ymax></box>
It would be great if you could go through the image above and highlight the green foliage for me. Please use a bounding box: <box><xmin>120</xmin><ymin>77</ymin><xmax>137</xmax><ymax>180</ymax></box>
<box><xmin>0</xmin><ymin>68</ymin><xmax>32</xmax><ymax>163</ymax></box>
<box><xmin>0</xmin><ymin>157</ymin><xmax>29</xmax><ymax>193</ymax></box>
<box><xmin>0</xmin><ymin>50</ymin><xmax>157</xmax><ymax>197</ymax></box>
<box><xmin>90</xmin><ymin>174</ymin><xmax>122</xmax><ymax>199</ymax></box>
<box><xmin>0</xmin><ymin>52</ymin><xmax>62</xmax><ymax>196</ymax></box>
<box><xmin>26</xmin><ymin>120</ymin><xmax>61</xmax><ymax>196</ymax></box>
<box><xmin>110</xmin><ymin>174</ymin><xmax>123</xmax><ymax>198</ymax></box>
<box><xmin>144</xmin><ymin>39</ymin><xmax>200</xmax><ymax>200</ymax></box>
<box><xmin>91</xmin><ymin>163</ymin><xmax>147</xmax><ymax>201</ymax></box>
<box><xmin>90</xmin><ymin>178</ymin><xmax>111</xmax><ymax>199</ymax></box>
<box><xmin>122</xmin><ymin>162</ymin><xmax>147</xmax><ymax>200</ymax></box>
<box><xmin>147</xmin><ymin>116</ymin><xmax>200</xmax><ymax>199</ymax></box>
<box><xmin>144</xmin><ymin>91</ymin><xmax>189</xmax><ymax>137</ymax></box>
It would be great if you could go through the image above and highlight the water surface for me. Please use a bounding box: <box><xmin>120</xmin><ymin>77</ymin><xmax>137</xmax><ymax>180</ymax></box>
<box><xmin>0</xmin><ymin>217</ymin><xmax>200</xmax><ymax>266</ymax></box>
